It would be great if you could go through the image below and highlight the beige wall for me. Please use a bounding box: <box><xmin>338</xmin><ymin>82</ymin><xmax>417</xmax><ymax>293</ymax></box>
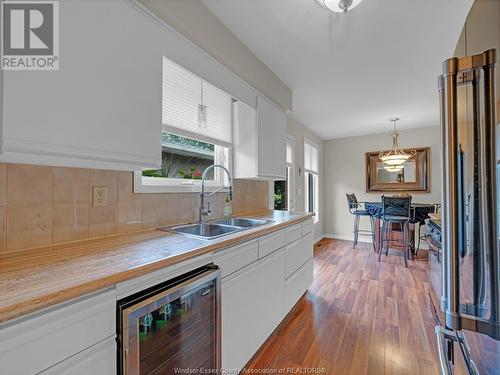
<box><xmin>287</xmin><ymin>116</ymin><xmax>324</xmax><ymax>241</ymax></box>
<box><xmin>0</xmin><ymin>163</ymin><xmax>268</xmax><ymax>254</ymax></box>
<box><xmin>323</xmin><ymin>126</ymin><xmax>442</xmax><ymax>239</ymax></box>
<box><xmin>138</xmin><ymin>0</ymin><xmax>293</xmax><ymax>112</ymax></box>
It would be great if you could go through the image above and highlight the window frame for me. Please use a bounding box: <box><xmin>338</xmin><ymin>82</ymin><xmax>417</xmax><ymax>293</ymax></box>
<box><xmin>286</xmin><ymin>135</ymin><xmax>295</xmax><ymax>211</ymax></box>
<box><xmin>304</xmin><ymin>138</ymin><xmax>319</xmax><ymax>223</ymax></box>
<box><xmin>134</xmin><ymin>134</ymin><xmax>232</xmax><ymax>194</ymax></box>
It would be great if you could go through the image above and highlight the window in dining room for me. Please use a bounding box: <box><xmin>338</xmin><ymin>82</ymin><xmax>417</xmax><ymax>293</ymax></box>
<box><xmin>304</xmin><ymin>139</ymin><xmax>319</xmax><ymax>223</ymax></box>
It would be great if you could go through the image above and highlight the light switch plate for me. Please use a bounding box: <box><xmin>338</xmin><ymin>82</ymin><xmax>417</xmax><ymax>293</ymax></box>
<box><xmin>92</xmin><ymin>186</ymin><xmax>108</xmax><ymax>207</ymax></box>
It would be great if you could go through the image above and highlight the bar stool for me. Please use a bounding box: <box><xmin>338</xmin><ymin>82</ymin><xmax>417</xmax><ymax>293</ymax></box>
<box><xmin>379</xmin><ymin>195</ymin><xmax>412</xmax><ymax>267</ymax></box>
<box><xmin>346</xmin><ymin>193</ymin><xmax>375</xmax><ymax>250</ymax></box>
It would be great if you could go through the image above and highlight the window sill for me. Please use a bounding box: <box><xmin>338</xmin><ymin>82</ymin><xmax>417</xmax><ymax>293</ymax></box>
<box><xmin>133</xmin><ymin>172</ymin><xmax>225</xmax><ymax>194</ymax></box>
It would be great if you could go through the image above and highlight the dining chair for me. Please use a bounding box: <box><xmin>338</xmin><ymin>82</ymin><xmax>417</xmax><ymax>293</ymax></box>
<box><xmin>346</xmin><ymin>193</ymin><xmax>375</xmax><ymax>250</ymax></box>
<box><xmin>378</xmin><ymin>195</ymin><xmax>412</xmax><ymax>267</ymax></box>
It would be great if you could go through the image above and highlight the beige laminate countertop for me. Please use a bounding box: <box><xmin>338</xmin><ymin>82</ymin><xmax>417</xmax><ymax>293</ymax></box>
<box><xmin>0</xmin><ymin>211</ymin><xmax>313</xmax><ymax>325</ymax></box>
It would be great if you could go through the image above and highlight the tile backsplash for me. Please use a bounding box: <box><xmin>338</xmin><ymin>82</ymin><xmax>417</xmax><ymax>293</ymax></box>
<box><xmin>0</xmin><ymin>163</ymin><xmax>270</xmax><ymax>253</ymax></box>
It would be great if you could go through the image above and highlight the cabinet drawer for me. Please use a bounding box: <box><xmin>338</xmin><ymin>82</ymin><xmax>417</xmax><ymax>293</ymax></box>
<box><xmin>214</xmin><ymin>240</ymin><xmax>259</xmax><ymax>278</ymax></box>
<box><xmin>285</xmin><ymin>225</ymin><xmax>301</xmax><ymax>244</ymax></box>
<box><xmin>0</xmin><ymin>289</ymin><xmax>116</xmax><ymax>375</ymax></box>
<box><xmin>301</xmin><ymin>219</ymin><xmax>314</xmax><ymax>236</ymax></box>
<box><xmin>258</xmin><ymin>230</ymin><xmax>286</xmax><ymax>258</ymax></box>
<box><xmin>39</xmin><ymin>337</ymin><xmax>116</xmax><ymax>375</ymax></box>
<box><xmin>285</xmin><ymin>259</ymin><xmax>313</xmax><ymax>313</ymax></box>
<box><xmin>285</xmin><ymin>233</ymin><xmax>313</xmax><ymax>279</ymax></box>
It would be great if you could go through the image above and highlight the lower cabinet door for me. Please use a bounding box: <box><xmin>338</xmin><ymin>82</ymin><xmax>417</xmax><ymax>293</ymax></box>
<box><xmin>222</xmin><ymin>260</ymin><xmax>262</xmax><ymax>372</ymax></box>
<box><xmin>257</xmin><ymin>249</ymin><xmax>285</xmax><ymax>341</ymax></box>
<box><xmin>40</xmin><ymin>336</ymin><xmax>116</xmax><ymax>375</ymax></box>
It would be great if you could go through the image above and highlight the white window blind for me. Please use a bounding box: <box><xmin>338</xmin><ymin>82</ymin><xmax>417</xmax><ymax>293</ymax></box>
<box><xmin>162</xmin><ymin>57</ymin><xmax>201</xmax><ymax>136</ymax></box>
<box><xmin>304</xmin><ymin>140</ymin><xmax>318</xmax><ymax>173</ymax></box>
<box><xmin>203</xmin><ymin>81</ymin><xmax>232</xmax><ymax>144</ymax></box>
<box><xmin>162</xmin><ymin>57</ymin><xmax>232</xmax><ymax>146</ymax></box>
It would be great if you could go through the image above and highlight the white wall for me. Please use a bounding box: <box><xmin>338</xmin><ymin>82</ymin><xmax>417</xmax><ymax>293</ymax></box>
<box><xmin>323</xmin><ymin>126</ymin><xmax>442</xmax><ymax>239</ymax></box>
<box><xmin>287</xmin><ymin>116</ymin><xmax>324</xmax><ymax>242</ymax></box>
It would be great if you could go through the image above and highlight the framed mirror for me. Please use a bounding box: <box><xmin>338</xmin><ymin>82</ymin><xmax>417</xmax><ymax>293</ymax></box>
<box><xmin>365</xmin><ymin>147</ymin><xmax>430</xmax><ymax>192</ymax></box>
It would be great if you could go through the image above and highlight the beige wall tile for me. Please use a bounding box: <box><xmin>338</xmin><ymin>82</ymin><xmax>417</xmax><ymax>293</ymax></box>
<box><xmin>7</xmin><ymin>164</ymin><xmax>52</xmax><ymax>205</ymax></box>
<box><xmin>52</xmin><ymin>203</ymin><xmax>89</xmax><ymax>243</ymax></box>
<box><xmin>118</xmin><ymin>199</ymin><xmax>142</xmax><ymax>233</ymax></box>
<box><xmin>1</xmin><ymin>163</ymin><xmax>270</xmax><ymax>252</ymax></box>
<box><xmin>141</xmin><ymin>194</ymin><xmax>171</xmax><ymax>228</ymax></box>
<box><xmin>7</xmin><ymin>204</ymin><xmax>52</xmax><ymax>251</ymax></box>
<box><xmin>89</xmin><ymin>205</ymin><xmax>118</xmax><ymax>238</ymax></box>
<box><xmin>0</xmin><ymin>207</ymin><xmax>6</xmax><ymax>252</ymax></box>
<box><xmin>53</xmin><ymin>167</ymin><xmax>89</xmax><ymax>204</ymax></box>
<box><xmin>118</xmin><ymin>171</ymin><xmax>136</xmax><ymax>201</ymax></box>
<box><xmin>0</xmin><ymin>164</ymin><xmax>6</xmax><ymax>207</ymax></box>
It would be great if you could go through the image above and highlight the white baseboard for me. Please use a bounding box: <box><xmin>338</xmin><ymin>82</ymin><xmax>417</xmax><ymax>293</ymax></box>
<box><xmin>322</xmin><ymin>233</ymin><xmax>430</xmax><ymax>249</ymax></box>
<box><xmin>322</xmin><ymin>233</ymin><xmax>373</xmax><ymax>243</ymax></box>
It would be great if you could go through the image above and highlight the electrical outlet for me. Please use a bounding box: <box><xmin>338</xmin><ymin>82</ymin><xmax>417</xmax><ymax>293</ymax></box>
<box><xmin>92</xmin><ymin>186</ymin><xmax>108</xmax><ymax>207</ymax></box>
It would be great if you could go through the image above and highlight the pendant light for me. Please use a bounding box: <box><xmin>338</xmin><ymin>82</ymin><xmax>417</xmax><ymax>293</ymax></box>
<box><xmin>379</xmin><ymin>118</ymin><xmax>416</xmax><ymax>168</ymax></box>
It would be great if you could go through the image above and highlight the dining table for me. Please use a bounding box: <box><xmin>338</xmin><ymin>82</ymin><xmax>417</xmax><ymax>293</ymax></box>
<box><xmin>363</xmin><ymin>201</ymin><xmax>436</xmax><ymax>255</ymax></box>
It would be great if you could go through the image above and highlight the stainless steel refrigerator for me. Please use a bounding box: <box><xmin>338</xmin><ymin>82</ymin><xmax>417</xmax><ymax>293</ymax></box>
<box><xmin>435</xmin><ymin>48</ymin><xmax>500</xmax><ymax>374</ymax></box>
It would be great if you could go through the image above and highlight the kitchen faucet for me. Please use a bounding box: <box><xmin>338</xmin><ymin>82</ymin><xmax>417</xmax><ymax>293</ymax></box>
<box><xmin>199</xmin><ymin>164</ymin><xmax>233</xmax><ymax>222</ymax></box>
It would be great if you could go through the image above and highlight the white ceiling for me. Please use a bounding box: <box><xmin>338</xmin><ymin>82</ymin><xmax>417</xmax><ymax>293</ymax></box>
<box><xmin>202</xmin><ymin>0</ymin><xmax>474</xmax><ymax>139</ymax></box>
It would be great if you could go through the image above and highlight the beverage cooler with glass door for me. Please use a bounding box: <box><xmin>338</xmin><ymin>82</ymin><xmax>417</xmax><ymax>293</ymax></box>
<box><xmin>116</xmin><ymin>265</ymin><xmax>221</xmax><ymax>375</ymax></box>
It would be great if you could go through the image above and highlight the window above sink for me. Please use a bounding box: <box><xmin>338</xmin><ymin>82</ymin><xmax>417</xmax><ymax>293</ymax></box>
<box><xmin>134</xmin><ymin>57</ymin><xmax>234</xmax><ymax>193</ymax></box>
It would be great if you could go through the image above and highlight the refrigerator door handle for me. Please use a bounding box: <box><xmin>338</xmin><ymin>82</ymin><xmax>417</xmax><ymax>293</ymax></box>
<box><xmin>436</xmin><ymin>326</ymin><xmax>453</xmax><ymax>375</ymax></box>
<box><xmin>436</xmin><ymin>326</ymin><xmax>481</xmax><ymax>375</ymax></box>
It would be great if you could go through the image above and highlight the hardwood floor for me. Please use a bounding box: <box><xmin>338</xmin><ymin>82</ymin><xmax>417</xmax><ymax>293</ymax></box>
<box><xmin>246</xmin><ymin>238</ymin><xmax>441</xmax><ymax>375</ymax></box>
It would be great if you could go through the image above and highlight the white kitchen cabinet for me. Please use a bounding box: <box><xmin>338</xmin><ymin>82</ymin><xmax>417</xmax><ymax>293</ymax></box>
<box><xmin>285</xmin><ymin>233</ymin><xmax>313</xmax><ymax>279</ymax></box>
<box><xmin>222</xmin><ymin>223</ymin><xmax>312</xmax><ymax>372</ymax></box>
<box><xmin>1</xmin><ymin>0</ymin><xmax>163</xmax><ymax>171</ymax></box>
<box><xmin>39</xmin><ymin>337</ymin><xmax>116</xmax><ymax>375</ymax></box>
<box><xmin>285</xmin><ymin>259</ymin><xmax>313</xmax><ymax>314</ymax></box>
<box><xmin>0</xmin><ymin>289</ymin><xmax>116</xmax><ymax>375</ymax></box>
<box><xmin>257</xmin><ymin>249</ymin><xmax>286</xmax><ymax>339</ymax></box>
<box><xmin>222</xmin><ymin>248</ymin><xmax>286</xmax><ymax>372</ymax></box>
<box><xmin>0</xmin><ymin>0</ymin><xmax>259</xmax><ymax>171</ymax></box>
<box><xmin>233</xmin><ymin>95</ymin><xmax>287</xmax><ymax>179</ymax></box>
<box><xmin>222</xmin><ymin>259</ymin><xmax>262</xmax><ymax>371</ymax></box>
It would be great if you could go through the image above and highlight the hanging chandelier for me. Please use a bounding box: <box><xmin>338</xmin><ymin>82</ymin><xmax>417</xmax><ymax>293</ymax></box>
<box><xmin>379</xmin><ymin>118</ymin><xmax>416</xmax><ymax>168</ymax></box>
<box><xmin>384</xmin><ymin>165</ymin><xmax>404</xmax><ymax>173</ymax></box>
<box><xmin>314</xmin><ymin>0</ymin><xmax>363</xmax><ymax>13</ymax></box>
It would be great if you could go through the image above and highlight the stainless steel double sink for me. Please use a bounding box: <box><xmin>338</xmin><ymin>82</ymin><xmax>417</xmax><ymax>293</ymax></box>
<box><xmin>158</xmin><ymin>218</ymin><xmax>272</xmax><ymax>240</ymax></box>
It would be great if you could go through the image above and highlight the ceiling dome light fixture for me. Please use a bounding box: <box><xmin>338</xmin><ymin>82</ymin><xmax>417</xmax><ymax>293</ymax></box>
<box><xmin>314</xmin><ymin>0</ymin><xmax>363</xmax><ymax>14</ymax></box>
<box><xmin>379</xmin><ymin>118</ymin><xmax>416</xmax><ymax>167</ymax></box>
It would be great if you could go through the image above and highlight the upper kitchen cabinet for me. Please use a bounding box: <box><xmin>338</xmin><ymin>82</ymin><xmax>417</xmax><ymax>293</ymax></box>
<box><xmin>233</xmin><ymin>95</ymin><xmax>286</xmax><ymax>179</ymax></box>
<box><xmin>0</xmin><ymin>1</ymin><xmax>164</xmax><ymax>171</ymax></box>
